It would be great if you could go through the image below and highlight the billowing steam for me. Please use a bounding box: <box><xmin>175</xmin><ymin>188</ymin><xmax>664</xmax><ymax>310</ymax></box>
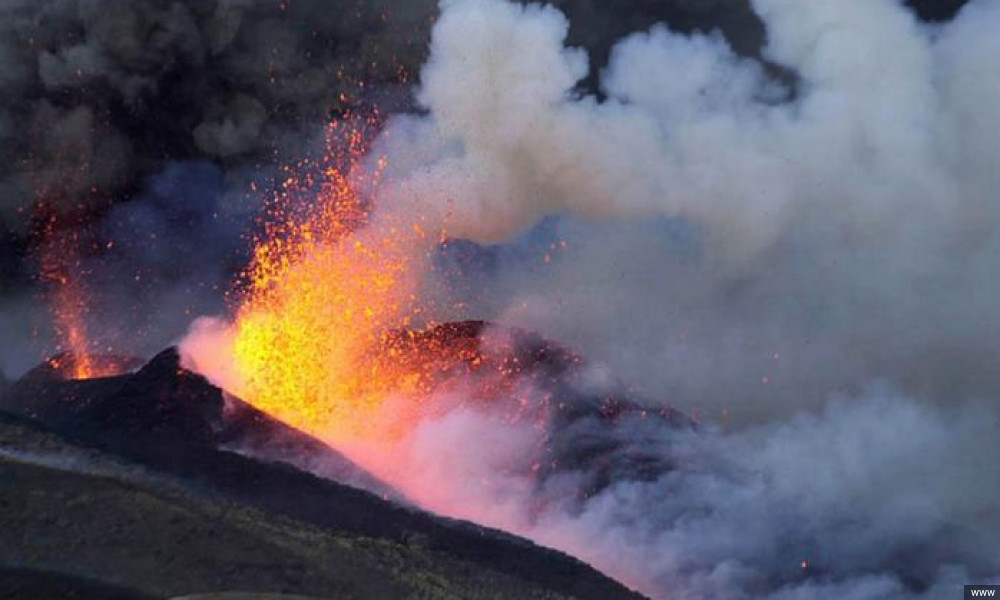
<box><xmin>377</xmin><ymin>0</ymin><xmax>1000</xmax><ymax>421</ymax></box>
<box><xmin>0</xmin><ymin>0</ymin><xmax>769</xmax><ymax>377</ymax></box>
<box><xmin>357</xmin><ymin>385</ymin><xmax>998</xmax><ymax>599</ymax></box>
<box><xmin>6</xmin><ymin>0</ymin><xmax>1000</xmax><ymax>598</ymax></box>
<box><xmin>298</xmin><ymin>0</ymin><xmax>1000</xmax><ymax>597</ymax></box>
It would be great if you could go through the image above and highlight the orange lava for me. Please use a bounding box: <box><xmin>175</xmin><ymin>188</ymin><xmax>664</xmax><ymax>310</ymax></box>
<box><xmin>36</xmin><ymin>208</ymin><xmax>116</xmax><ymax>380</ymax></box>
<box><xmin>227</xmin><ymin>115</ymin><xmax>440</xmax><ymax>445</ymax></box>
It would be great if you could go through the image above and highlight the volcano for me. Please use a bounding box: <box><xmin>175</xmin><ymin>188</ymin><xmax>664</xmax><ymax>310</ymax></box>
<box><xmin>0</xmin><ymin>321</ymin><xmax>681</xmax><ymax>599</ymax></box>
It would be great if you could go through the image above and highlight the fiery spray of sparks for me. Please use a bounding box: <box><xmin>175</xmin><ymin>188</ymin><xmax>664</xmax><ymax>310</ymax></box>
<box><xmin>180</xmin><ymin>114</ymin><xmax>592</xmax><ymax>534</ymax></box>
<box><xmin>224</xmin><ymin>114</ymin><xmax>441</xmax><ymax>445</ymax></box>
<box><xmin>35</xmin><ymin>205</ymin><xmax>119</xmax><ymax>380</ymax></box>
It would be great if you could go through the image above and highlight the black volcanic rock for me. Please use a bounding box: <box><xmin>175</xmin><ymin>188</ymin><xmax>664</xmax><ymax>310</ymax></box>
<box><xmin>5</xmin><ymin>321</ymin><xmax>692</xmax><ymax>500</ymax></box>
<box><xmin>0</xmin><ymin>567</ymin><xmax>153</xmax><ymax>600</ymax></box>
<box><xmin>2</xmin><ymin>347</ymin><xmax>384</xmax><ymax>491</ymax></box>
<box><xmin>0</xmin><ymin>413</ymin><xmax>644</xmax><ymax>600</ymax></box>
<box><xmin>0</xmin><ymin>341</ymin><xmax>649</xmax><ymax>600</ymax></box>
<box><xmin>4</xmin><ymin>348</ymin><xmax>224</xmax><ymax>453</ymax></box>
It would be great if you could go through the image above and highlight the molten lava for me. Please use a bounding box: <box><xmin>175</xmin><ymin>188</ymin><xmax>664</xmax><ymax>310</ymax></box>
<box><xmin>35</xmin><ymin>207</ymin><xmax>120</xmax><ymax>380</ymax></box>
<box><xmin>226</xmin><ymin>115</ymin><xmax>437</xmax><ymax>445</ymax></box>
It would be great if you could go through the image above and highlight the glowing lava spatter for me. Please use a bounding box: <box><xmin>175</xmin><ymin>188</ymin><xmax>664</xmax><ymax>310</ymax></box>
<box><xmin>35</xmin><ymin>206</ymin><xmax>117</xmax><ymax>380</ymax></box>
<box><xmin>228</xmin><ymin>114</ymin><xmax>439</xmax><ymax>444</ymax></box>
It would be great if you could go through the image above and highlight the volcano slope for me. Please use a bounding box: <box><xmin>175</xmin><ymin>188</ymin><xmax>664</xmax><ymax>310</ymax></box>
<box><xmin>371</xmin><ymin>320</ymin><xmax>693</xmax><ymax>495</ymax></box>
<box><xmin>0</xmin><ymin>323</ymin><xmax>658</xmax><ymax>600</ymax></box>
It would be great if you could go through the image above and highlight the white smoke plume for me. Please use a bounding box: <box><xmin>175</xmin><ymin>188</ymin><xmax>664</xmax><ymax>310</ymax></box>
<box><xmin>179</xmin><ymin>0</ymin><xmax>1000</xmax><ymax>598</ymax></box>
<box><xmin>374</xmin><ymin>0</ymin><xmax>1000</xmax><ymax>420</ymax></box>
<box><xmin>347</xmin><ymin>0</ymin><xmax>1000</xmax><ymax>597</ymax></box>
<box><xmin>367</xmin><ymin>386</ymin><xmax>998</xmax><ymax>600</ymax></box>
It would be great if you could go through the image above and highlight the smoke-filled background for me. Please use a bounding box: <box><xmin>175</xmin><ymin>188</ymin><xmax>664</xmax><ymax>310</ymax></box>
<box><xmin>0</xmin><ymin>0</ymin><xmax>443</xmax><ymax>376</ymax></box>
<box><xmin>330</xmin><ymin>1</ymin><xmax>1000</xmax><ymax>598</ymax></box>
<box><xmin>5</xmin><ymin>0</ymin><xmax>1000</xmax><ymax>599</ymax></box>
<box><xmin>380</xmin><ymin>0</ymin><xmax>1000</xmax><ymax>422</ymax></box>
<box><xmin>0</xmin><ymin>0</ymin><xmax>967</xmax><ymax>375</ymax></box>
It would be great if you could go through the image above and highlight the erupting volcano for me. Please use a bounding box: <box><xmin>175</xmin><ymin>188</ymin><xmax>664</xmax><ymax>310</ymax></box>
<box><xmin>181</xmin><ymin>112</ymin><xmax>690</xmax><ymax>517</ymax></box>
<box><xmin>4</xmin><ymin>0</ymin><xmax>1000</xmax><ymax>598</ymax></box>
<box><xmin>183</xmin><ymin>114</ymin><xmax>446</xmax><ymax>449</ymax></box>
<box><xmin>226</xmin><ymin>117</ymin><xmax>429</xmax><ymax>444</ymax></box>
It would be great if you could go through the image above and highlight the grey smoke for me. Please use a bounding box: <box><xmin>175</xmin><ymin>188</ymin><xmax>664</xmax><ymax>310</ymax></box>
<box><xmin>5</xmin><ymin>0</ymin><xmax>998</xmax><ymax>598</ymax></box>
<box><xmin>0</xmin><ymin>0</ymin><xmax>442</xmax><ymax>376</ymax></box>
<box><xmin>320</xmin><ymin>0</ymin><xmax>1000</xmax><ymax>597</ymax></box>
<box><xmin>375</xmin><ymin>0</ymin><xmax>1000</xmax><ymax>420</ymax></box>
<box><xmin>0</xmin><ymin>0</ymin><xmax>786</xmax><ymax>376</ymax></box>
<box><xmin>0</xmin><ymin>0</ymin><xmax>439</xmax><ymax>243</ymax></box>
<box><xmin>380</xmin><ymin>386</ymin><xmax>998</xmax><ymax>599</ymax></box>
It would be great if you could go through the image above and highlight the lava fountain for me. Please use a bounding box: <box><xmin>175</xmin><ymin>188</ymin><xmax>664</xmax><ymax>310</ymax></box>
<box><xmin>186</xmin><ymin>114</ymin><xmax>446</xmax><ymax>451</ymax></box>
<box><xmin>34</xmin><ymin>204</ymin><xmax>125</xmax><ymax>381</ymax></box>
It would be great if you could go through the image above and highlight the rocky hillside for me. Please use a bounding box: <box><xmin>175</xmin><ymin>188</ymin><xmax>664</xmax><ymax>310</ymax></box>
<box><xmin>0</xmin><ymin>349</ymin><xmax>647</xmax><ymax>600</ymax></box>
